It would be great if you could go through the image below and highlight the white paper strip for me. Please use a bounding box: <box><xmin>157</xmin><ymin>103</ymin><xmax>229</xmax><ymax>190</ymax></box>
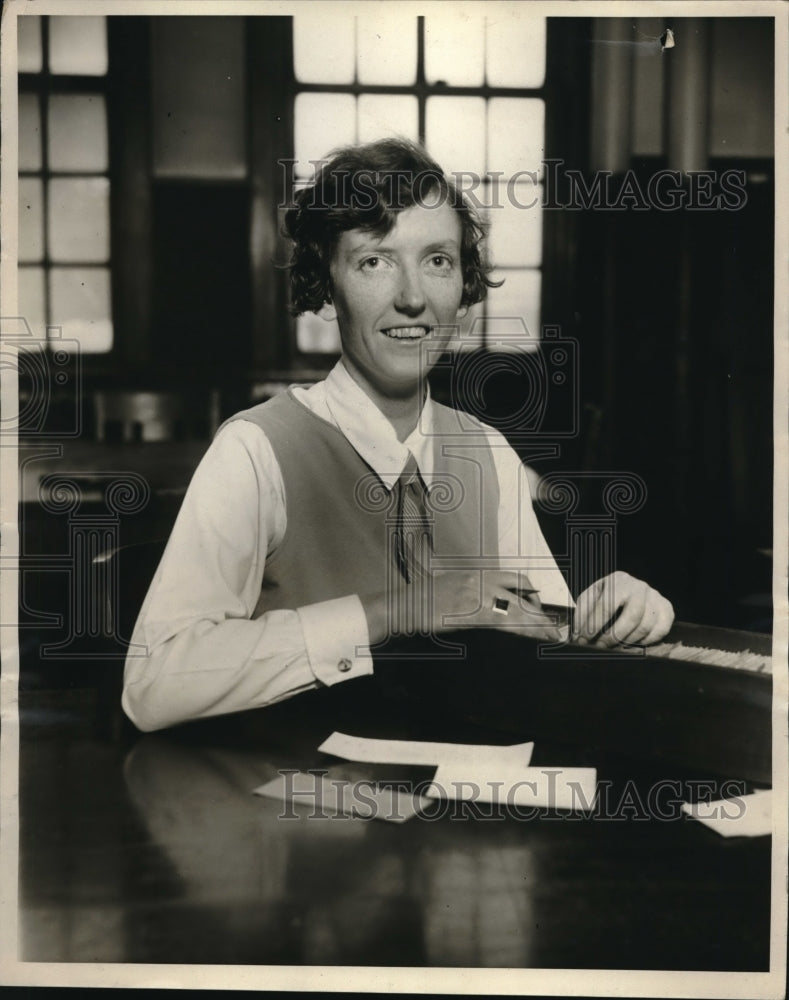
<box><xmin>254</xmin><ymin>772</ymin><xmax>430</xmax><ymax>823</ymax></box>
<box><xmin>425</xmin><ymin>764</ymin><xmax>597</xmax><ymax>811</ymax></box>
<box><xmin>318</xmin><ymin>731</ymin><xmax>534</xmax><ymax>768</ymax></box>
<box><xmin>681</xmin><ymin>790</ymin><xmax>772</xmax><ymax>838</ymax></box>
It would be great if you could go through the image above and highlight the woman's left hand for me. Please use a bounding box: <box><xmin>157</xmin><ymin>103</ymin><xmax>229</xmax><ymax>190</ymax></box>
<box><xmin>571</xmin><ymin>571</ymin><xmax>674</xmax><ymax>648</ymax></box>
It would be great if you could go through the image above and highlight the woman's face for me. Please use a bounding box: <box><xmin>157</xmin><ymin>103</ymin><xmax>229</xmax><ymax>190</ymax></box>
<box><xmin>328</xmin><ymin>200</ymin><xmax>464</xmax><ymax>407</ymax></box>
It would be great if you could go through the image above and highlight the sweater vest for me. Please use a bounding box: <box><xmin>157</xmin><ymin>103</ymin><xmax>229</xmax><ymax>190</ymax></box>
<box><xmin>225</xmin><ymin>391</ymin><xmax>500</xmax><ymax>615</ymax></box>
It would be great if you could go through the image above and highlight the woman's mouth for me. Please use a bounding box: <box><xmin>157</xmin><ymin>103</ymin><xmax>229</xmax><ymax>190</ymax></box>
<box><xmin>380</xmin><ymin>326</ymin><xmax>430</xmax><ymax>340</ymax></box>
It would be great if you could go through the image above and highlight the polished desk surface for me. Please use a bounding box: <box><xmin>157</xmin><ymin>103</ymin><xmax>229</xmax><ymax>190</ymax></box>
<box><xmin>18</xmin><ymin>673</ymin><xmax>771</xmax><ymax>971</ymax></box>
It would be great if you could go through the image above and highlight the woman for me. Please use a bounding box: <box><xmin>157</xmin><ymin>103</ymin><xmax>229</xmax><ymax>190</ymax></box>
<box><xmin>122</xmin><ymin>138</ymin><xmax>673</xmax><ymax>733</ymax></box>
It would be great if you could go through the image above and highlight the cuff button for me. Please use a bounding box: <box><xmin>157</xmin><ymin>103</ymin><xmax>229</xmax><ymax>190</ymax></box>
<box><xmin>337</xmin><ymin>658</ymin><xmax>352</xmax><ymax>673</ymax></box>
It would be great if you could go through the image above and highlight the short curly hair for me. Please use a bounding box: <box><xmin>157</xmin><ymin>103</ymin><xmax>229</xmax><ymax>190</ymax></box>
<box><xmin>283</xmin><ymin>137</ymin><xmax>498</xmax><ymax>316</ymax></box>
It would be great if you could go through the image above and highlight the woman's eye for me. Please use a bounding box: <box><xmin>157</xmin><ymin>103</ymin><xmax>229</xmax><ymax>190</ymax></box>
<box><xmin>430</xmin><ymin>255</ymin><xmax>452</xmax><ymax>269</ymax></box>
<box><xmin>360</xmin><ymin>256</ymin><xmax>380</xmax><ymax>270</ymax></box>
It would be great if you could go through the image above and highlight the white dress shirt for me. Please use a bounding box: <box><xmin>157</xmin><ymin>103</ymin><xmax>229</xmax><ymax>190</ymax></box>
<box><xmin>122</xmin><ymin>361</ymin><xmax>572</xmax><ymax>732</ymax></box>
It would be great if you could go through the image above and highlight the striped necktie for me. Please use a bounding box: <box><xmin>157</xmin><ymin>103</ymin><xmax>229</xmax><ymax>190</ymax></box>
<box><xmin>393</xmin><ymin>453</ymin><xmax>432</xmax><ymax>584</ymax></box>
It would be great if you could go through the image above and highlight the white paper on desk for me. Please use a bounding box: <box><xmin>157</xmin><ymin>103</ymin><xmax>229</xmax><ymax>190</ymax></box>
<box><xmin>254</xmin><ymin>771</ymin><xmax>430</xmax><ymax>823</ymax></box>
<box><xmin>681</xmin><ymin>790</ymin><xmax>772</xmax><ymax>838</ymax></box>
<box><xmin>426</xmin><ymin>764</ymin><xmax>597</xmax><ymax>811</ymax></box>
<box><xmin>318</xmin><ymin>731</ymin><xmax>534</xmax><ymax>768</ymax></box>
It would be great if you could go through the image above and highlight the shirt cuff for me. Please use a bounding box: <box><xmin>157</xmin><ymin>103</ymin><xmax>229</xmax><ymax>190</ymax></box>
<box><xmin>297</xmin><ymin>595</ymin><xmax>374</xmax><ymax>687</ymax></box>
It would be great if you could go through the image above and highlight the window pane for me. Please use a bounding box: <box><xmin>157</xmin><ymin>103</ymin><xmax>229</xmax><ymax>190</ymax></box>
<box><xmin>357</xmin><ymin>14</ymin><xmax>417</xmax><ymax>85</ymax></box>
<box><xmin>297</xmin><ymin>313</ymin><xmax>341</xmax><ymax>354</ymax></box>
<box><xmin>294</xmin><ymin>93</ymin><xmax>356</xmax><ymax>178</ymax></box>
<box><xmin>425</xmin><ymin>15</ymin><xmax>484</xmax><ymax>86</ymax></box>
<box><xmin>488</xmin><ymin>98</ymin><xmax>544</xmax><ymax>180</ymax></box>
<box><xmin>358</xmin><ymin>95</ymin><xmax>418</xmax><ymax>145</ymax></box>
<box><xmin>49</xmin><ymin>16</ymin><xmax>108</xmax><ymax>75</ymax></box>
<box><xmin>19</xmin><ymin>178</ymin><xmax>44</xmax><ymax>263</ymax></box>
<box><xmin>48</xmin><ymin>178</ymin><xmax>110</xmax><ymax>263</ymax></box>
<box><xmin>426</xmin><ymin>96</ymin><xmax>486</xmax><ymax>178</ymax></box>
<box><xmin>486</xmin><ymin>17</ymin><xmax>546</xmax><ymax>88</ymax></box>
<box><xmin>487</xmin><ymin>183</ymin><xmax>543</xmax><ymax>268</ymax></box>
<box><xmin>19</xmin><ymin>94</ymin><xmax>42</xmax><ymax>171</ymax></box>
<box><xmin>18</xmin><ymin>267</ymin><xmax>47</xmax><ymax>343</ymax></box>
<box><xmin>485</xmin><ymin>268</ymin><xmax>541</xmax><ymax>350</ymax></box>
<box><xmin>48</xmin><ymin>94</ymin><xmax>108</xmax><ymax>172</ymax></box>
<box><xmin>18</xmin><ymin>15</ymin><xmax>42</xmax><ymax>73</ymax></box>
<box><xmin>50</xmin><ymin>267</ymin><xmax>113</xmax><ymax>353</ymax></box>
<box><xmin>293</xmin><ymin>15</ymin><xmax>355</xmax><ymax>83</ymax></box>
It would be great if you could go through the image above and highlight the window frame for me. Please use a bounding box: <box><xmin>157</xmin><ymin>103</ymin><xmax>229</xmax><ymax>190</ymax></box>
<box><xmin>17</xmin><ymin>15</ymin><xmax>116</xmax><ymax>363</ymax></box>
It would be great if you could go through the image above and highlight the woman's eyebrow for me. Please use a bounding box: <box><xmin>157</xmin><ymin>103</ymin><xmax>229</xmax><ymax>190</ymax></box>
<box><xmin>345</xmin><ymin>237</ymin><xmax>460</xmax><ymax>256</ymax></box>
<box><xmin>346</xmin><ymin>240</ymin><xmax>385</xmax><ymax>256</ymax></box>
<box><xmin>423</xmin><ymin>240</ymin><xmax>460</xmax><ymax>252</ymax></box>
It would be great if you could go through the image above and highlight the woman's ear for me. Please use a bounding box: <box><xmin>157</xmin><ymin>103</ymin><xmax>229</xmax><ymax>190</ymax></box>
<box><xmin>318</xmin><ymin>301</ymin><xmax>337</xmax><ymax>322</ymax></box>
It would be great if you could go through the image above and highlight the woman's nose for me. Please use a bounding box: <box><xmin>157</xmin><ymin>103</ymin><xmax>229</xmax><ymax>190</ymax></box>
<box><xmin>393</xmin><ymin>267</ymin><xmax>426</xmax><ymax>315</ymax></box>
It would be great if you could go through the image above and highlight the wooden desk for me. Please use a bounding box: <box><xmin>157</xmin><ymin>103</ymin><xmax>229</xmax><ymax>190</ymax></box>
<box><xmin>19</xmin><ymin>665</ymin><xmax>771</xmax><ymax>970</ymax></box>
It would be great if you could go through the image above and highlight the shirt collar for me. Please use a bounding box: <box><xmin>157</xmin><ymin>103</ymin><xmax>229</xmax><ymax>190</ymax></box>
<box><xmin>322</xmin><ymin>360</ymin><xmax>436</xmax><ymax>492</ymax></box>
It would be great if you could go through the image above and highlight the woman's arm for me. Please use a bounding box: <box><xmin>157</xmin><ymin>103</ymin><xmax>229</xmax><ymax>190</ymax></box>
<box><xmin>121</xmin><ymin>421</ymin><xmax>372</xmax><ymax>732</ymax></box>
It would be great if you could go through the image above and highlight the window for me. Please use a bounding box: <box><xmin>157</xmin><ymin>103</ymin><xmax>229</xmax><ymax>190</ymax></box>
<box><xmin>18</xmin><ymin>15</ymin><xmax>113</xmax><ymax>354</ymax></box>
<box><xmin>291</xmin><ymin>13</ymin><xmax>547</xmax><ymax>355</ymax></box>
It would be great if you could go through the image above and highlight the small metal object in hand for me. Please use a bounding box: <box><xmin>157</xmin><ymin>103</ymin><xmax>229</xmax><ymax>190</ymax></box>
<box><xmin>493</xmin><ymin>597</ymin><xmax>510</xmax><ymax>615</ymax></box>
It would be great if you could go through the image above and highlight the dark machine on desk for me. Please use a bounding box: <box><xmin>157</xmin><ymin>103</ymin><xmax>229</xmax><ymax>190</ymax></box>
<box><xmin>363</xmin><ymin>620</ymin><xmax>773</xmax><ymax>789</ymax></box>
